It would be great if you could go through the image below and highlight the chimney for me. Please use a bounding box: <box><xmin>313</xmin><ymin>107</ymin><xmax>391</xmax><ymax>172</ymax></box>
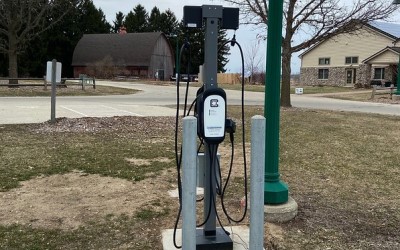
<box><xmin>118</xmin><ymin>26</ymin><xmax>127</xmax><ymax>35</ymax></box>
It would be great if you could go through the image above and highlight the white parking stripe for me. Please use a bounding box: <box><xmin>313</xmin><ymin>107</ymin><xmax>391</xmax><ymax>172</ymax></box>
<box><xmin>60</xmin><ymin>106</ymin><xmax>88</xmax><ymax>116</ymax></box>
<box><xmin>100</xmin><ymin>105</ymin><xmax>144</xmax><ymax>116</ymax></box>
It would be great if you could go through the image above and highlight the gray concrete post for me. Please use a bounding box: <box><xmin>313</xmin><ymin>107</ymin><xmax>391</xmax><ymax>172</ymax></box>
<box><xmin>182</xmin><ymin>116</ymin><xmax>198</xmax><ymax>250</ymax></box>
<box><xmin>250</xmin><ymin>115</ymin><xmax>266</xmax><ymax>250</ymax></box>
<box><xmin>51</xmin><ymin>59</ymin><xmax>57</xmax><ymax>124</ymax></box>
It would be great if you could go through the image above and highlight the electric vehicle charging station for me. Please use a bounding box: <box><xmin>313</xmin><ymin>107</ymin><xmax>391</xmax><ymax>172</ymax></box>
<box><xmin>163</xmin><ymin>5</ymin><xmax>270</xmax><ymax>249</ymax></box>
<box><xmin>180</xmin><ymin>5</ymin><xmax>240</xmax><ymax>250</ymax></box>
<box><xmin>164</xmin><ymin>2</ymin><xmax>297</xmax><ymax>249</ymax></box>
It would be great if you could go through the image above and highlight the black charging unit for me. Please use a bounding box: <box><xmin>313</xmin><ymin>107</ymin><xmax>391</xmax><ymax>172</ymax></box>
<box><xmin>197</xmin><ymin>88</ymin><xmax>227</xmax><ymax>145</ymax></box>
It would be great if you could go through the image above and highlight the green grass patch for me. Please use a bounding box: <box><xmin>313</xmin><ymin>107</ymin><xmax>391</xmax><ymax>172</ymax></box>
<box><xmin>0</xmin><ymin>85</ymin><xmax>138</xmax><ymax>97</ymax></box>
<box><xmin>216</xmin><ymin>83</ymin><xmax>357</xmax><ymax>94</ymax></box>
<box><xmin>0</xmin><ymin>117</ymin><xmax>175</xmax><ymax>191</ymax></box>
<box><xmin>289</xmin><ymin>85</ymin><xmax>357</xmax><ymax>94</ymax></box>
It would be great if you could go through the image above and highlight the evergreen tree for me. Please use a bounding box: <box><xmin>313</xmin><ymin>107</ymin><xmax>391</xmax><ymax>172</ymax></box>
<box><xmin>78</xmin><ymin>0</ymin><xmax>111</xmax><ymax>34</ymax></box>
<box><xmin>148</xmin><ymin>7</ymin><xmax>162</xmax><ymax>32</ymax></box>
<box><xmin>125</xmin><ymin>4</ymin><xmax>148</xmax><ymax>33</ymax></box>
<box><xmin>112</xmin><ymin>12</ymin><xmax>125</xmax><ymax>33</ymax></box>
<box><xmin>217</xmin><ymin>29</ymin><xmax>230</xmax><ymax>73</ymax></box>
<box><xmin>19</xmin><ymin>0</ymin><xmax>111</xmax><ymax>77</ymax></box>
<box><xmin>159</xmin><ymin>9</ymin><xmax>179</xmax><ymax>37</ymax></box>
<box><xmin>177</xmin><ymin>23</ymin><xmax>230</xmax><ymax>74</ymax></box>
<box><xmin>179</xmin><ymin>25</ymin><xmax>204</xmax><ymax>75</ymax></box>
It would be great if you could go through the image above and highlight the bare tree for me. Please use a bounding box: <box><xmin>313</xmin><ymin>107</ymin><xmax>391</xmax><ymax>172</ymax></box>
<box><xmin>0</xmin><ymin>0</ymin><xmax>77</xmax><ymax>83</ymax></box>
<box><xmin>224</xmin><ymin>0</ymin><xmax>397</xmax><ymax>106</ymax></box>
<box><xmin>245</xmin><ymin>41</ymin><xmax>264</xmax><ymax>84</ymax></box>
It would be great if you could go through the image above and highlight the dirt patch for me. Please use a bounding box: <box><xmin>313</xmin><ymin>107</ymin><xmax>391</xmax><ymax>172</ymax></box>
<box><xmin>125</xmin><ymin>157</ymin><xmax>171</xmax><ymax>166</ymax></box>
<box><xmin>31</xmin><ymin>116</ymin><xmax>176</xmax><ymax>134</ymax></box>
<box><xmin>265</xmin><ymin>222</ymin><xmax>284</xmax><ymax>248</ymax></box>
<box><xmin>0</xmin><ymin>170</ymin><xmax>172</xmax><ymax>230</ymax></box>
<box><xmin>218</xmin><ymin>143</ymin><xmax>250</xmax><ymax>177</ymax></box>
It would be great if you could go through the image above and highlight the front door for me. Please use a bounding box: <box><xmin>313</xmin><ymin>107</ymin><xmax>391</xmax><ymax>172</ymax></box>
<box><xmin>346</xmin><ymin>69</ymin><xmax>356</xmax><ymax>84</ymax></box>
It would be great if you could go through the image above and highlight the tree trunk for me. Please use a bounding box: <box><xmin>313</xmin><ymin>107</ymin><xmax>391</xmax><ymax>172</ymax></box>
<box><xmin>8</xmin><ymin>32</ymin><xmax>19</xmax><ymax>85</ymax></box>
<box><xmin>280</xmin><ymin>41</ymin><xmax>292</xmax><ymax>107</ymax></box>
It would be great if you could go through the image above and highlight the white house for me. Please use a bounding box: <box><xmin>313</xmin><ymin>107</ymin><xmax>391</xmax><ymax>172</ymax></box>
<box><xmin>299</xmin><ymin>21</ymin><xmax>400</xmax><ymax>87</ymax></box>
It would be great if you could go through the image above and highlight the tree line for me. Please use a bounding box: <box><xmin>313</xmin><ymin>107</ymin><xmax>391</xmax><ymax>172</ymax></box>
<box><xmin>0</xmin><ymin>0</ymin><xmax>230</xmax><ymax>79</ymax></box>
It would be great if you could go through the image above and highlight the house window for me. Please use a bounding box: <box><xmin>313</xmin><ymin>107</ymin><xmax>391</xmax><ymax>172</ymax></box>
<box><xmin>345</xmin><ymin>56</ymin><xmax>359</xmax><ymax>64</ymax></box>
<box><xmin>373</xmin><ymin>68</ymin><xmax>385</xmax><ymax>79</ymax></box>
<box><xmin>318</xmin><ymin>69</ymin><xmax>329</xmax><ymax>79</ymax></box>
<box><xmin>318</xmin><ymin>57</ymin><xmax>330</xmax><ymax>65</ymax></box>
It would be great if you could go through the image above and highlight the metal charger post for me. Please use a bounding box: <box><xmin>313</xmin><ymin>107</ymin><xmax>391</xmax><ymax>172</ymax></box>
<box><xmin>183</xmin><ymin>5</ymin><xmax>239</xmax><ymax>250</ymax></box>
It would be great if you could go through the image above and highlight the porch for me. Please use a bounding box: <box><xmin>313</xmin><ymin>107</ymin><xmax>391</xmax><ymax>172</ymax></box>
<box><xmin>362</xmin><ymin>46</ymin><xmax>400</xmax><ymax>87</ymax></box>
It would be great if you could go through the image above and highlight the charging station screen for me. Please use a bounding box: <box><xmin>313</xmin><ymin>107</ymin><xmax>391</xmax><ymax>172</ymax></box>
<box><xmin>203</xmin><ymin>95</ymin><xmax>225</xmax><ymax>138</ymax></box>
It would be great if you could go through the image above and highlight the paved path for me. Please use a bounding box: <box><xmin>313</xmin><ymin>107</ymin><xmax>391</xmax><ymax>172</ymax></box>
<box><xmin>0</xmin><ymin>81</ymin><xmax>399</xmax><ymax>125</ymax></box>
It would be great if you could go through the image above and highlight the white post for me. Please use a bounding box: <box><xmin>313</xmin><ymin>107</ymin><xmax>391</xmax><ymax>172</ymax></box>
<box><xmin>51</xmin><ymin>59</ymin><xmax>57</xmax><ymax>123</ymax></box>
<box><xmin>182</xmin><ymin>116</ymin><xmax>197</xmax><ymax>250</ymax></box>
<box><xmin>250</xmin><ymin>115</ymin><xmax>266</xmax><ymax>250</ymax></box>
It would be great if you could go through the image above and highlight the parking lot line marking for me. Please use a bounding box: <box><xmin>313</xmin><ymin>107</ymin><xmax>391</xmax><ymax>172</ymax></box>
<box><xmin>100</xmin><ymin>105</ymin><xmax>143</xmax><ymax>116</ymax></box>
<box><xmin>60</xmin><ymin>106</ymin><xmax>88</xmax><ymax>117</ymax></box>
<box><xmin>16</xmin><ymin>106</ymin><xmax>38</xmax><ymax>109</ymax></box>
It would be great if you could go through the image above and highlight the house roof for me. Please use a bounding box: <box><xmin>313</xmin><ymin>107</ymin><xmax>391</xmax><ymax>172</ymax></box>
<box><xmin>362</xmin><ymin>46</ymin><xmax>400</xmax><ymax>63</ymax></box>
<box><xmin>298</xmin><ymin>21</ymin><xmax>400</xmax><ymax>58</ymax></box>
<box><xmin>72</xmin><ymin>32</ymin><xmax>165</xmax><ymax>66</ymax></box>
<box><xmin>367</xmin><ymin>21</ymin><xmax>400</xmax><ymax>39</ymax></box>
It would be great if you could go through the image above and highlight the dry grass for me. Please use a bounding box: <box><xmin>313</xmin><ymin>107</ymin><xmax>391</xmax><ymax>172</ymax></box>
<box><xmin>326</xmin><ymin>91</ymin><xmax>400</xmax><ymax>105</ymax></box>
<box><xmin>0</xmin><ymin>108</ymin><xmax>399</xmax><ymax>249</ymax></box>
<box><xmin>0</xmin><ymin>85</ymin><xmax>138</xmax><ymax>97</ymax></box>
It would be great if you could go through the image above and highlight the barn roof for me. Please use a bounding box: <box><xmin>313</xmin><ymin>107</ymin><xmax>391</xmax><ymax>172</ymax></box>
<box><xmin>72</xmin><ymin>32</ymin><xmax>165</xmax><ymax>66</ymax></box>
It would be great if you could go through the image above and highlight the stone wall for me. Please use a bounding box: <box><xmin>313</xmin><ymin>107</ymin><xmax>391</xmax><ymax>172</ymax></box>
<box><xmin>356</xmin><ymin>64</ymin><xmax>370</xmax><ymax>88</ymax></box>
<box><xmin>383</xmin><ymin>66</ymin><xmax>394</xmax><ymax>84</ymax></box>
<box><xmin>300</xmin><ymin>67</ymin><xmax>347</xmax><ymax>86</ymax></box>
<box><xmin>358</xmin><ymin>64</ymin><xmax>393</xmax><ymax>87</ymax></box>
<box><xmin>301</xmin><ymin>64</ymin><xmax>394</xmax><ymax>87</ymax></box>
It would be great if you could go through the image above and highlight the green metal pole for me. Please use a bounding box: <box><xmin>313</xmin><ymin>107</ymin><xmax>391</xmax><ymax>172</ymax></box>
<box><xmin>393</xmin><ymin>1</ymin><xmax>400</xmax><ymax>94</ymax></box>
<box><xmin>264</xmin><ymin>0</ymin><xmax>289</xmax><ymax>204</ymax></box>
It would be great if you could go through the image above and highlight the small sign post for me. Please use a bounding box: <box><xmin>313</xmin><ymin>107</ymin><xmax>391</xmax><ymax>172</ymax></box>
<box><xmin>295</xmin><ymin>87</ymin><xmax>304</xmax><ymax>95</ymax></box>
<box><xmin>46</xmin><ymin>60</ymin><xmax>62</xmax><ymax>123</ymax></box>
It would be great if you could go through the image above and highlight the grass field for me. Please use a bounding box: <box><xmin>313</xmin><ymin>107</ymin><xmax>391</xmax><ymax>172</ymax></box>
<box><xmin>216</xmin><ymin>83</ymin><xmax>358</xmax><ymax>95</ymax></box>
<box><xmin>0</xmin><ymin>80</ymin><xmax>360</xmax><ymax>97</ymax></box>
<box><xmin>0</xmin><ymin>85</ymin><xmax>138</xmax><ymax>97</ymax></box>
<box><xmin>0</xmin><ymin>107</ymin><xmax>399</xmax><ymax>249</ymax></box>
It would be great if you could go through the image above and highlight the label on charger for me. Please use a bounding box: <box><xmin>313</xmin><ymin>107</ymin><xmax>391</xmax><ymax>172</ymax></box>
<box><xmin>203</xmin><ymin>95</ymin><xmax>225</xmax><ymax>138</ymax></box>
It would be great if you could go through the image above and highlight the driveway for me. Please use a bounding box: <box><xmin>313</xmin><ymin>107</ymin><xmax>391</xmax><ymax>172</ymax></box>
<box><xmin>0</xmin><ymin>81</ymin><xmax>399</xmax><ymax>125</ymax></box>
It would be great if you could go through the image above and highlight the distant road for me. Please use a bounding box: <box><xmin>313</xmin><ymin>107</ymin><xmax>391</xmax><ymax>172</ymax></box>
<box><xmin>0</xmin><ymin>81</ymin><xmax>399</xmax><ymax>125</ymax></box>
